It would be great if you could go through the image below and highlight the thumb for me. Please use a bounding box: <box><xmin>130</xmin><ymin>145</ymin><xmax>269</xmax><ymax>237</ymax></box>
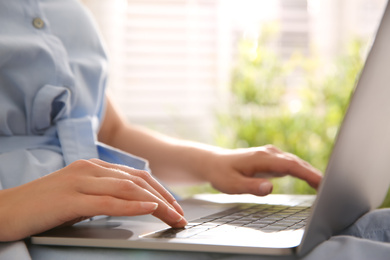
<box><xmin>235</xmin><ymin>177</ymin><xmax>274</xmax><ymax>196</ymax></box>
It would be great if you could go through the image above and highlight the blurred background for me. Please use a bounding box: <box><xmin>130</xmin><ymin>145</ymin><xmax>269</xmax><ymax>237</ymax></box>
<box><xmin>80</xmin><ymin>0</ymin><xmax>388</xmax><ymax>201</ymax></box>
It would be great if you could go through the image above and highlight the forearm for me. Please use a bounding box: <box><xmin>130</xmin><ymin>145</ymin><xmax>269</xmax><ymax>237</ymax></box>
<box><xmin>98</xmin><ymin>96</ymin><xmax>218</xmax><ymax>184</ymax></box>
<box><xmin>114</xmin><ymin>125</ymin><xmax>215</xmax><ymax>182</ymax></box>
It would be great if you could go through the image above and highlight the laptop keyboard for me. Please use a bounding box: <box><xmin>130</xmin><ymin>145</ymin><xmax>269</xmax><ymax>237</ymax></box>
<box><xmin>144</xmin><ymin>204</ymin><xmax>311</xmax><ymax>239</ymax></box>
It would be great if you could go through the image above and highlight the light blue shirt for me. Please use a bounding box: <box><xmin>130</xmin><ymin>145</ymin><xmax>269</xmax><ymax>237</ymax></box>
<box><xmin>0</xmin><ymin>0</ymin><xmax>148</xmax><ymax>191</ymax></box>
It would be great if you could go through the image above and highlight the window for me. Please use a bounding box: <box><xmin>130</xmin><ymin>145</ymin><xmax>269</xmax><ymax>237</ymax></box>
<box><xmin>82</xmin><ymin>0</ymin><xmax>230</xmax><ymax>143</ymax></box>
<box><xmin>81</xmin><ymin>0</ymin><xmax>386</xmax><ymax>143</ymax></box>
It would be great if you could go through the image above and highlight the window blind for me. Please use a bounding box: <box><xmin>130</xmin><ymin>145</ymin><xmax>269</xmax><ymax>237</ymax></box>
<box><xmin>82</xmin><ymin>0</ymin><xmax>228</xmax><ymax>143</ymax></box>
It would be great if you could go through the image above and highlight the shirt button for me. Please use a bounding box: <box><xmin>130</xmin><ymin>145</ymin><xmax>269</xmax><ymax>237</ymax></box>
<box><xmin>32</xmin><ymin>17</ymin><xmax>45</xmax><ymax>29</ymax></box>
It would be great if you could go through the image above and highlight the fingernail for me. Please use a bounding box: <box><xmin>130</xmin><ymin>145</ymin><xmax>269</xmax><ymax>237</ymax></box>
<box><xmin>141</xmin><ymin>202</ymin><xmax>158</xmax><ymax>212</ymax></box>
<box><xmin>172</xmin><ymin>201</ymin><xmax>185</xmax><ymax>216</ymax></box>
<box><xmin>259</xmin><ymin>182</ymin><xmax>273</xmax><ymax>195</ymax></box>
<box><xmin>167</xmin><ymin>206</ymin><xmax>187</xmax><ymax>224</ymax></box>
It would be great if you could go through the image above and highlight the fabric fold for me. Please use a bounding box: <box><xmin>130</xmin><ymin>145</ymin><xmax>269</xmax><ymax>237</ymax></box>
<box><xmin>31</xmin><ymin>84</ymin><xmax>71</xmax><ymax>134</ymax></box>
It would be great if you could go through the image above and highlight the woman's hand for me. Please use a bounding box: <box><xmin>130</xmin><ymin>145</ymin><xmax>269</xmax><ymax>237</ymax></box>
<box><xmin>0</xmin><ymin>159</ymin><xmax>187</xmax><ymax>242</ymax></box>
<box><xmin>201</xmin><ymin>145</ymin><xmax>322</xmax><ymax>196</ymax></box>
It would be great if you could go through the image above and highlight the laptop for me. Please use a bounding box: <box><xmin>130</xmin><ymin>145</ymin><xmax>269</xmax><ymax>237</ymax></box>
<box><xmin>31</xmin><ymin>1</ymin><xmax>390</xmax><ymax>257</ymax></box>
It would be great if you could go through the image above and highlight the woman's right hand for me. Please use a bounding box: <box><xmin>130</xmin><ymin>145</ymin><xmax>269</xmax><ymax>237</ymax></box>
<box><xmin>0</xmin><ymin>159</ymin><xmax>187</xmax><ymax>242</ymax></box>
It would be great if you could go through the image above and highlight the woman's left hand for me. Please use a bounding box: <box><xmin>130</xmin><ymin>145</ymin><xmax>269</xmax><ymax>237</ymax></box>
<box><xmin>201</xmin><ymin>145</ymin><xmax>322</xmax><ymax>196</ymax></box>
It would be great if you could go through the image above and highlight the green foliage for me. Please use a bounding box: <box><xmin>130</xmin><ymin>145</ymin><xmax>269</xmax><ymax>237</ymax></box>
<box><xmin>215</xmin><ymin>27</ymin><xmax>366</xmax><ymax>195</ymax></box>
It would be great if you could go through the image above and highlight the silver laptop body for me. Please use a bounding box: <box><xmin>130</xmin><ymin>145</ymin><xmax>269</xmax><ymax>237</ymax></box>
<box><xmin>31</xmin><ymin>1</ymin><xmax>390</xmax><ymax>256</ymax></box>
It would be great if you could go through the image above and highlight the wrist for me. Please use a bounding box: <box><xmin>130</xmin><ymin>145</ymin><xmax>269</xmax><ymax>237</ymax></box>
<box><xmin>181</xmin><ymin>143</ymin><xmax>226</xmax><ymax>183</ymax></box>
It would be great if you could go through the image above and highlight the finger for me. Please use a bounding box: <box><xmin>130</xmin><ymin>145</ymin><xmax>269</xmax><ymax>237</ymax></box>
<box><xmin>273</xmin><ymin>153</ymin><xmax>322</xmax><ymax>189</ymax></box>
<box><xmin>83</xmin><ymin>166</ymin><xmax>175</xmax><ymax>213</ymax></box>
<box><xmin>237</xmin><ymin>149</ymin><xmax>322</xmax><ymax>189</ymax></box>
<box><xmin>90</xmin><ymin>159</ymin><xmax>184</xmax><ymax>216</ymax></box>
<box><xmin>284</xmin><ymin>152</ymin><xmax>319</xmax><ymax>171</ymax></box>
<box><xmin>243</xmin><ymin>178</ymin><xmax>274</xmax><ymax>196</ymax></box>
<box><xmin>263</xmin><ymin>144</ymin><xmax>283</xmax><ymax>153</ymax></box>
<box><xmin>74</xmin><ymin>195</ymin><xmax>159</xmax><ymax>217</ymax></box>
<box><xmin>214</xmin><ymin>174</ymin><xmax>273</xmax><ymax>197</ymax></box>
<box><xmin>117</xmin><ymin>167</ymin><xmax>185</xmax><ymax>216</ymax></box>
<box><xmin>77</xmin><ymin>176</ymin><xmax>187</xmax><ymax>228</ymax></box>
<box><xmin>264</xmin><ymin>146</ymin><xmax>321</xmax><ymax>178</ymax></box>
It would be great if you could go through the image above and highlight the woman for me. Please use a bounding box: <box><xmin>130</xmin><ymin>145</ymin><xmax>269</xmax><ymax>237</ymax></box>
<box><xmin>17</xmin><ymin>1</ymin><xmax>390</xmax><ymax>260</ymax></box>
<box><xmin>0</xmin><ymin>0</ymin><xmax>322</xmax><ymax>243</ymax></box>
